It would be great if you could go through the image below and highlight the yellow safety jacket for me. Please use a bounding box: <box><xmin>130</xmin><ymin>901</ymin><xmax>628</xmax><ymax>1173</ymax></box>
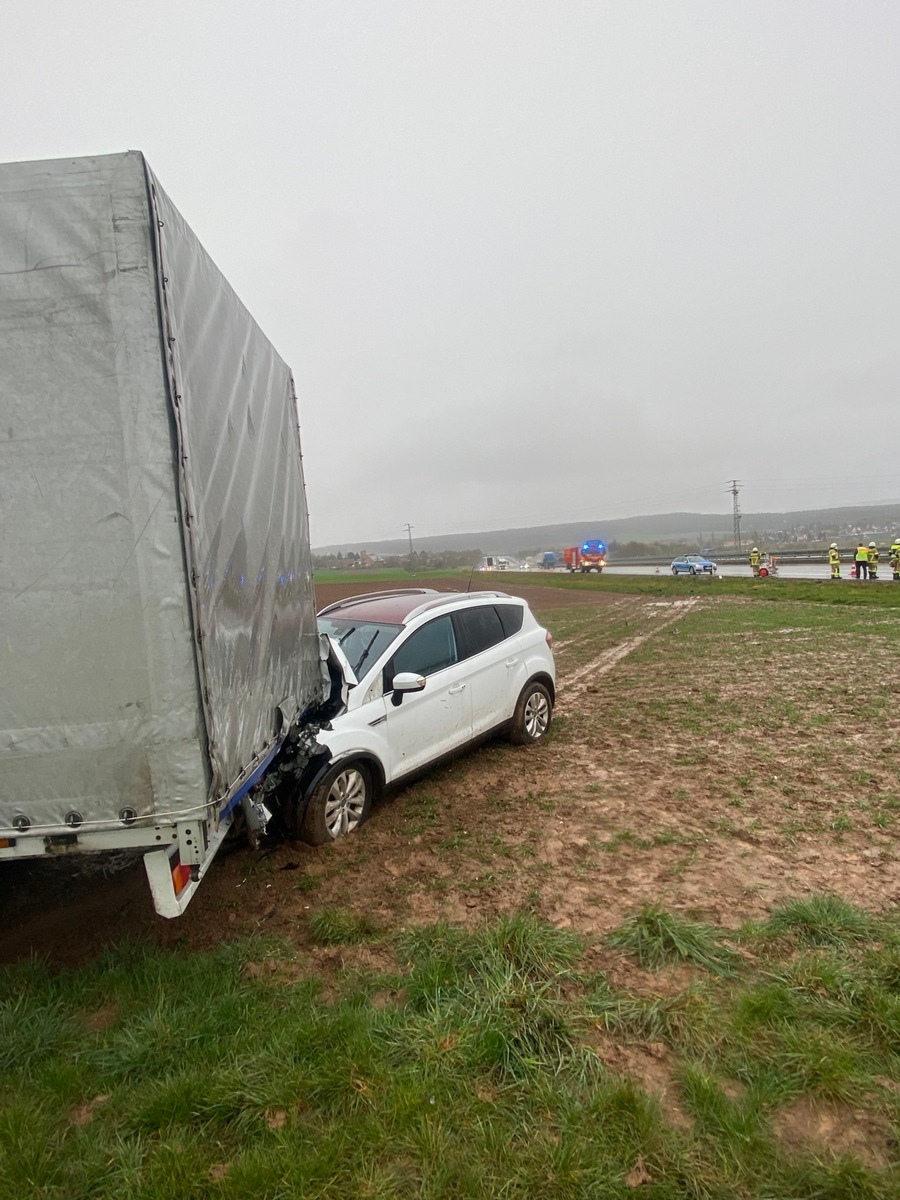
<box><xmin>855</xmin><ymin>545</ymin><xmax>869</xmax><ymax>562</ymax></box>
<box><xmin>749</xmin><ymin>550</ymin><xmax>761</xmax><ymax>566</ymax></box>
<box><xmin>828</xmin><ymin>548</ymin><xmax>840</xmax><ymax>566</ymax></box>
<box><xmin>869</xmin><ymin>547</ymin><xmax>879</xmax><ymax>567</ymax></box>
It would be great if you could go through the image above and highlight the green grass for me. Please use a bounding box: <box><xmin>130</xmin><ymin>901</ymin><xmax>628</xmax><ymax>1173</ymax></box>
<box><xmin>606</xmin><ymin>906</ymin><xmax>741</xmax><ymax>976</ymax></box>
<box><xmin>315</xmin><ymin>566</ymin><xmax>900</xmax><ymax>609</ymax></box>
<box><xmin>308</xmin><ymin>908</ymin><xmax>382</xmax><ymax>945</ymax></box>
<box><xmin>3</xmin><ymin>905</ymin><xmax>900</xmax><ymax>1197</ymax></box>
<box><xmin>750</xmin><ymin>894</ymin><xmax>884</xmax><ymax>948</ymax></box>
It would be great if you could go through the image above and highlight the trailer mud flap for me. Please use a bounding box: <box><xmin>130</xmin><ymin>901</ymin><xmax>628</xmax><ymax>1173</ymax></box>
<box><xmin>143</xmin><ymin>812</ymin><xmax>234</xmax><ymax>918</ymax></box>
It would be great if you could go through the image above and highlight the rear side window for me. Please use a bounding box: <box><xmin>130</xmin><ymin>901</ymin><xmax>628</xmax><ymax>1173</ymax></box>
<box><xmin>385</xmin><ymin>615</ymin><xmax>458</xmax><ymax>689</ymax></box>
<box><xmin>453</xmin><ymin>605</ymin><xmax>506</xmax><ymax>660</ymax></box>
<box><xmin>495</xmin><ymin>603</ymin><xmax>524</xmax><ymax>638</ymax></box>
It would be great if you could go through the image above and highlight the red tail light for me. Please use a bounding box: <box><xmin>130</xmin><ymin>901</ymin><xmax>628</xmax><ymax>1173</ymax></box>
<box><xmin>171</xmin><ymin>861</ymin><xmax>193</xmax><ymax>895</ymax></box>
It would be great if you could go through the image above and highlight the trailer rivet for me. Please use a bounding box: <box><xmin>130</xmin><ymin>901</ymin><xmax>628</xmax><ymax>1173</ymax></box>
<box><xmin>64</xmin><ymin>811</ymin><xmax>83</xmax><ymax>829</ymax></box>
<box><xmin>119</xmin><ymin>808</ymin><xmax>137</xmax><ymax>826</ymax></box>
<box><xmin>12</xmin><ymin>815</ymin><xmax>31</xmax><ymax>833</ymax></box>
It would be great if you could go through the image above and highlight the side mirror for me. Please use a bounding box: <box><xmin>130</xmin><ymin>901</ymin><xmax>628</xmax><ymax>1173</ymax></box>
<box><xmin>390</xmin><ymin>672</ymin><xmax>427</xmax><ymax>706</ymax></box>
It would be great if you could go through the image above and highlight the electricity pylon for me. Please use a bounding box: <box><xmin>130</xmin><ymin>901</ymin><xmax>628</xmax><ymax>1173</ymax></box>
<box><xmin>728</xmin><ymin>480</ymin><xmax>742</xmax><ymax>553</ymax></box>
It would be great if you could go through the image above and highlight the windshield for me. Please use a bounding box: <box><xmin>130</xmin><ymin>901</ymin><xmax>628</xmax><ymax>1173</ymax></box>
<box><xmin>318</xmin><ymin>617</ymin><xmax>403</xmax><ymax>678</ymax></box>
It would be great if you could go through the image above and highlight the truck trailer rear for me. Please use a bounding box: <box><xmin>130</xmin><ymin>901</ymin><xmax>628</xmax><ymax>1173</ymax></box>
<box><xmin>0</xmin><ymin>152</ymin><xmax>325</xmax><ymax>916</ymax></box>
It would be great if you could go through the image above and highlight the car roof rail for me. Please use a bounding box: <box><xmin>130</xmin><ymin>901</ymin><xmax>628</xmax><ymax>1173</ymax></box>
<box><xmin>403</xmin><ymin>590</ymin><xmax>514</xmax><ymax>622</ymax></box>
<box><xmin>317</xmin><ymin>588</ymin><xmax>439</xmax><ymax>616</ymax></box>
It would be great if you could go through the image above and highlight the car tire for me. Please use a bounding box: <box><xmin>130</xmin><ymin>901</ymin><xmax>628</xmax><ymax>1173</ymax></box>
<box><xmin>689</xmin><ymin>567</ymin><xmax>696</xmax><ymax>575</ymax></box>
<box><xmin>671</xmin><ymin>567</ymin><xmax>678</xmax><ymax>575</ymax></box>
<box><xmin>300</xmin><ymin>759</ymin><xmax>373</xmax><ymax>846</ymax></box>
<box><xmin>509</xmin><ymin>681</ymin><xmax>553</xmax><ymax>745</ymax></box>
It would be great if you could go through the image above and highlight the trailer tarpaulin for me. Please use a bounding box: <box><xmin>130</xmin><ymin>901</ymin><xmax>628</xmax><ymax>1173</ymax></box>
<box><xmin>146</xmin><ymin>161</ymin><xmax>320</xmax><ymax>802</ymax></box>
<box><xmin>0</xmin><ymin>152</ymin><xmax>320</xmax><ymax>838</ymax></box>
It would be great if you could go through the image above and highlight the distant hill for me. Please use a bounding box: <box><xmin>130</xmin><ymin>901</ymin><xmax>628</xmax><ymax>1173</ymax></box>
<box><xmin>314</xmin><ymin>503</ymin><xmax>900</xmax><ymax>556</ymax></box>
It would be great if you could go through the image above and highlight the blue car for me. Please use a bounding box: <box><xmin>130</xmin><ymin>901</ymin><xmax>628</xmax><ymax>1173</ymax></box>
<box><xmin>671</xmin><ymin>554</ymin><xmax>717</xmax><ymax>576</ymax></box>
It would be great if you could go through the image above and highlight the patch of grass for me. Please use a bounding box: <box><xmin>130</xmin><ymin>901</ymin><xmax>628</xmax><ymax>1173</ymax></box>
<box><xmin>673</xmin><ymin>748</ymin><xmax>710</xmax><ymax>766</ymax></box>
<box><xmin>292</xmin><ymin>872</ymin><xmax>320</xmax><ymax>893</ymax></box>
<box><xmin>403</xmin><ymin>789</ymin><xmax>439</xmax><ymax>833</ymax></box>
<box><xmin>436</xmin><ymin>830</ymin><xmax>470</xmax><ymax>851</ymax></box>
<box><xmin>597</xmin><ymin>829</ymin><xmax>693</xmax><ymax>854</ymax></box>
<box><xmin>0</xmin><ymin>984</ymin><xmax>83</xmax><ymax>1075</ymax></box>
<box><xmin>606</xmin><ymin>906</ymin><xmax>741</xmax><ymax>976</ymax></box>
<box><xmin>759</xmin><ymin>895</ymin><xmax>883</xmax><ymax>947</ymax></box>
<box><xmin>308</xmin><ymin>908</ymin><xmax>381</xmax><ymax>945</ymax></box>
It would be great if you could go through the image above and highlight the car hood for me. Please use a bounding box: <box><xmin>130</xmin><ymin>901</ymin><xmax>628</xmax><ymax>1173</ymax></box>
<box><xmin>322</xmin><ymin>633</ymin><xmax>358</xmax><ymax>689</ymax></box>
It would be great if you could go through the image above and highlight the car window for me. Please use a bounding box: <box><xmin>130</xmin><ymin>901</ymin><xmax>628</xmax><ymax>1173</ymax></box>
<box><xmin>453</xmin><ymin>605</ymin><xmax>506</xmax><ymax>660</ymax></box>
<box><xmin>385</xmin><ymin>615</ymin><xmax>458</xmax><ymax>689</ymax></box>
<box><xmin>495</xmin><ymin>603</ymin><xmax>524</xmax><ymax>638</ymax></box>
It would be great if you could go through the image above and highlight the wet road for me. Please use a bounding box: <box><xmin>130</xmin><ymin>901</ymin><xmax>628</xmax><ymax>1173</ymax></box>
<box><xmin>596</xmin><ymin>563</ymin><xmax>894</xmax><ymax>582</ymax></box>
<box><xmin>549</xmin><ymin>561</ymin><xmax>897</xmax><ymax>580</ymax></box>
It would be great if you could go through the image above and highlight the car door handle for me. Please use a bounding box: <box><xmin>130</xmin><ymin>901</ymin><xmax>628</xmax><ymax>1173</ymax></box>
<box><xmin>505</xmin><ymin>658</ymin><xmax>519</xmax><ymax>668</ymax></box>
<box><xmin>448</xmin><ymin>683</ymin><xmax>467</xmax><ymax>694</ymax></box>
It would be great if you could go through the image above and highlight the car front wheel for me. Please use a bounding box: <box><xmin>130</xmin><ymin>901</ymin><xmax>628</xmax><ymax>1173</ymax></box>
<box><xmin>509</xmin><ymin>681</ymin><xmax>553</xmax><ymax>745</ymax></box>
<box><xmin>301</xmin><ymin>760</ymin><xmax>373</xmax><ymax>845</ymax></box>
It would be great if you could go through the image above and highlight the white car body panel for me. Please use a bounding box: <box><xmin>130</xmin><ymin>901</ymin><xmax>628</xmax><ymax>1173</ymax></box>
<box><xmin>384</xmin><ymin>660</ymin><xmax>473</xmax><ymax>777</ymax></box>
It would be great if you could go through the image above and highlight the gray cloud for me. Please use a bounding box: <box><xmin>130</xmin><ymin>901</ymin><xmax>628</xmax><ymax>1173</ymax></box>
<box><xmin>4</xmin><ymin>1</ymin><xmax>899</xmax><ymax>544</ymax></box>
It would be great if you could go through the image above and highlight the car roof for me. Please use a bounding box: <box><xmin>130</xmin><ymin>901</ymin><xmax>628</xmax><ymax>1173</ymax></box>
<box><xmin>317</xmin><ymin>588</ymin><xmax>518</xmax><ymax>625</ymax></box>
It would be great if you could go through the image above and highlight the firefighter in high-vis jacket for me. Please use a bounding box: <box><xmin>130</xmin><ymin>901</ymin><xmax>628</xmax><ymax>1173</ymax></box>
<box><xmin>828</xmin><ymin>542</ymin><xmax>841</xmax><ymax>580</ymax></box>
<box><xmin>868</xmin><ymin>541</ymin><xmax>879</xmax><ymax>581</ymax></box>
<box><xmin>891</xmin><ymin>537</ymin><xmax>900</xmax><ymax>581</ymax></box>
<box><xmin>749</xmin><ymin>547</ymin><xmax>761</xmax><ymax>577</ymax></box>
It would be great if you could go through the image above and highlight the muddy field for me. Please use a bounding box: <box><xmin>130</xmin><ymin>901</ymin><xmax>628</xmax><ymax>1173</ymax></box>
<box><xmin>2</xmin><ymin>578</ymin><xmax>898</xmax><ymax>968</ymax></box>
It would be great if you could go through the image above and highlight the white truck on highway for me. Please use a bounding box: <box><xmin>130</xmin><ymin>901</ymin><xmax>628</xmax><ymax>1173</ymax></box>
<box><xmin>0</xmin><ymin>152</ymin><xmax>328</xmax><ymax>916</ymax></box>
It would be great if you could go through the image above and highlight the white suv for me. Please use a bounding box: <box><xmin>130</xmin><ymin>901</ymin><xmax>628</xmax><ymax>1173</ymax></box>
<box><xmin>296</xmin><ymin>589</ymin><xmax>555</xmax><ymax>844</ymax></box>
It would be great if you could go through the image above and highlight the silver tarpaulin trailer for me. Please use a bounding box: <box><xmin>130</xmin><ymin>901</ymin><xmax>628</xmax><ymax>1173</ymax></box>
<box><xmin>0</xmin><ymin>152</ymin><xmax>323</xmax><ymax>915</ymax></box>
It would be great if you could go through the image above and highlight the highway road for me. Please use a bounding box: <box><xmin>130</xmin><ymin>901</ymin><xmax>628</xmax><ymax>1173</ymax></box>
<box><xmin>597</xmin><ymin>563</ymin><xmax>895</xmax><ymax>582</ymax></box>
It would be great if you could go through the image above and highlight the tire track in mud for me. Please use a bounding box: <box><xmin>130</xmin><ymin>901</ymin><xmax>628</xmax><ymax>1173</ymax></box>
<box><xmin>550</xmin><ymin>595</ymin><xmax>638</xmax><ymax>654</ymax></box>
<box><xmin>556</xmin><ymin>598</ymin><xmax>700</xmax><ymax>709</ymax></box>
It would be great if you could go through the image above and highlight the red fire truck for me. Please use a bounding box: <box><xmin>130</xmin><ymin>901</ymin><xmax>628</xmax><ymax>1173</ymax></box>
<box><xmin>563</xmin><ymin>540</ymin><xmax>608</xmax><ymax>573</ymax></box>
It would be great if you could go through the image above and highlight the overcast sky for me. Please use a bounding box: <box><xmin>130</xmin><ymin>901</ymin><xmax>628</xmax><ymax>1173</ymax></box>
<box><xmin>4</xmin><ymin>1</ymin><xmax>899</xmax><ymax>545</ymax></box>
